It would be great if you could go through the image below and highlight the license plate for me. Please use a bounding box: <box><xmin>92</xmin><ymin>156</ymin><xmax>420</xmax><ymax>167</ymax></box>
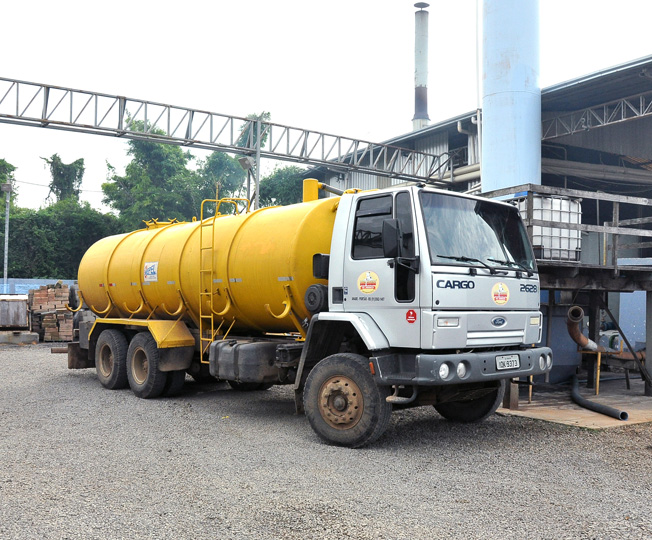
<box><xmin>496</xmin><ymin>354</ymin><xmax>520</xmax><ymax>370</ymax></box>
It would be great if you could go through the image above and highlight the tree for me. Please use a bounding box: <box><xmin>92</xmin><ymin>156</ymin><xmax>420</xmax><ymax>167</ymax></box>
<box><xmin>2</xmin><ymin>199</ymin><xmax>121</xmax><ymax>279</ymax></box>
<box><xmin>0</xmin><ymin>159</ymin><xmax>18</xmax><ymax>204</ymax></box>
<box><xmin>102</xmin><ymin>121</ymin><xmax>201</xmax><ymax>229</ymax></box>
<box><xmin>42</xmin><ymin>154</ymin><xmax>84</xmax><ymax>202</ymax></box>
<box><xmin>193</xmin><ymin>151</ymin><xmax>247</xmax><ymax>214</ymax></box>
<box><xmin>235</xmin><ymin>112</ymin><xmax>271</xmax><ymax>149</ymax></box>
<box><xmin>258</xmin><ymin>166</ymin><xmax>306</xmax><ymax>207</ymax></box>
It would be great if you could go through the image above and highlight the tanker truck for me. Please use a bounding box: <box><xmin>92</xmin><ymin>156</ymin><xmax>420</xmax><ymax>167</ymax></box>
<box><xmin>67</xmin><ymin>179</ymin><xmax>552</xmax><ymax>447</ymax></box>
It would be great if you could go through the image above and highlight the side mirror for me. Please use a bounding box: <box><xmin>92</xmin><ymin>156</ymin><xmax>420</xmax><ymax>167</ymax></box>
<box><xmin>382</xmin><ymin>219</ymin><xmax>401</xmax><ymax>259</ymax></box>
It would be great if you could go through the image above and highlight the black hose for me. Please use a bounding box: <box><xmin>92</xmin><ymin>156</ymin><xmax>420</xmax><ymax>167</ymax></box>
<box><xmin>571</xmin><ymin>375</ymin><xmax>628</xmax><ymax>421</ymax></box>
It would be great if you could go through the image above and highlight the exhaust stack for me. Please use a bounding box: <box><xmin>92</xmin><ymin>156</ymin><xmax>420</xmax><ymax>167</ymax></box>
<box><xmin>413</xmin><ymin>2</ymin><xmax>430</xmax><ymax>131</ymax></box>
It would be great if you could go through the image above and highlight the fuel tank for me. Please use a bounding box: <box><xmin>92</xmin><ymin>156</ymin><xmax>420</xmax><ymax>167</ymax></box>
<box><xmin>78</xmin><ymin>197</ymin><xmax>338</xmax><ymax>334</ymax></box>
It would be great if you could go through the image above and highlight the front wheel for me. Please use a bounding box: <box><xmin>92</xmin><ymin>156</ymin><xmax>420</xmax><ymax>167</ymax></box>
<box><xmin>434</xmin><ymin>380</ymin><xmax>505</xmax><ymax>423</ymax></box>
<box><xmin>303</xmin><ymin>353</ymin><xmax>391</xmax><ymax>448</ymax></box>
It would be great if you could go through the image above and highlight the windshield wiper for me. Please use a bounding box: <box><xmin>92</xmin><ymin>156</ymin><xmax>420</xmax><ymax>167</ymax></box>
<box><xmin>487</xmin><ymin>258</ymin><xmax>533</xmax><ymax>277</ymax></box>
<box><xmin>437</xmin><ymin>254</ymin><xmax>507</xmax><ymax>276</ymax></box>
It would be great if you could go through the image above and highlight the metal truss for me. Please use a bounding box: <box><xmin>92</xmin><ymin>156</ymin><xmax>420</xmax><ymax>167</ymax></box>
<box><xmin>0</xmin><ymin>77</ymin><xmax>453</xmax><ymax>185</ymax></box>
<box><xmin>542</xmin><ymin>90</ymin><xmax>652</xmax><ymax>140</ymax></box>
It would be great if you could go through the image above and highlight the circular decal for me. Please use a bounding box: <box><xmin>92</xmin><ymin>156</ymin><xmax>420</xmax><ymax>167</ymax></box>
<box><xmin>492</xmin><ymin>282</ymin><xmax>510</xmax><ymax>305</ymax></box>
<box><xmin>406</xmin><ymin>309</ymin><xmax>417</xmax><ymax>324</ymax></box>
<box><xmin>358</xmin><ymin>271</ymin><xmax>379</xmax><ymax>294</ymax></box>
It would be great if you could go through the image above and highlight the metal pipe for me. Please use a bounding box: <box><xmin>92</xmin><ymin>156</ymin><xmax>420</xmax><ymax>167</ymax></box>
<box><xmin>566</xmin><ymin>306</ymin><xmax>605</xmax><ymax>352</ymax></box>
<box><xmin>571</xmin><ymin>375</ymin><xmax>628</xmax><ymax>421</ymax></box>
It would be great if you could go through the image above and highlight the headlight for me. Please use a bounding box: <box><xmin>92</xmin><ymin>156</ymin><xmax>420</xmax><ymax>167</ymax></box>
<box><xmin>539</xmin><ymin>355</ymin><xmax>546</xmax><ymax>370</ymax></box>
<box><xmin>546</xmin><ymin>353</ymin><xmax>553</xmax><ymax>369</ymax></box>
<box><xmin>439</xmin><ymin>363</ymin><xmax>450</xmax><ymax>379</ymax></box>
<box><xmin>530</xmin><ymin>316</ymin><xmax>541</xmax><ymax>326</ymax></box>
<box><xmin>437</xmin><ymin>317</ymin><xmax>460</xmax><ymax>328</ymax></box>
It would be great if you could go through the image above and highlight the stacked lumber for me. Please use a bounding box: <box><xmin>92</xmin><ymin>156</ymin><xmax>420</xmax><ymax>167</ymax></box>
<box><xmin>27</xmin><ymin>283</ymin><xmax>74</xmax><ymax>342</ymax></box>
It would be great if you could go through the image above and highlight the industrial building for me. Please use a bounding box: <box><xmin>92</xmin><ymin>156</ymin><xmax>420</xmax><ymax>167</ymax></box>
<box><xmin>310</xmin><ymin>2</ymin><xmax>652</xmax><ymax>399</ymax></box>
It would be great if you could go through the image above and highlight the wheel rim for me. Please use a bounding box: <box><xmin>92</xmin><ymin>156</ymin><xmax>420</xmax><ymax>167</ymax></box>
<box><xmin>98</xmin><ymin>344</ymin><xmax>113</xmax><ymax>378</ymax></box>
<box><xmin>132</xmin><ymin>348</ymin><xmax>148</xmax><ymax>385</ymax></box>
<box><xmin>318</xmin><ymin>375</ymin><xmax>363</xmax><ymax>430</ymax></box>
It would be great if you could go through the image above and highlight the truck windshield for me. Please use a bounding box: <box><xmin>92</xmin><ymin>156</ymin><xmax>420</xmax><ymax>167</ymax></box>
<box><xmin>420</xmin><ymin>191</ymin><xmax>536</xmax><ymax>272</ymax></box>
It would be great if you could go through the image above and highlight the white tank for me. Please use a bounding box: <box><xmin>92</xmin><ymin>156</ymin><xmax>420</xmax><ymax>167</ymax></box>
<box><xmin>481</xmin><ymin>0</ymin><xmax>541</xmax><ymax>193</ymax></box>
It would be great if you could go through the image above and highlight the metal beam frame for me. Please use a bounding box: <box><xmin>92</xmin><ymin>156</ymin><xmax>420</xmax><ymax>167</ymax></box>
<box><xmin>542</xmin><ymin>90</ymin><xmax>652</xmax><ymax>140</ymax></box>
<box><xmin>0</xmin><ymin>77</ymin><xmax>454</xmax><ymax>185</ymax></box>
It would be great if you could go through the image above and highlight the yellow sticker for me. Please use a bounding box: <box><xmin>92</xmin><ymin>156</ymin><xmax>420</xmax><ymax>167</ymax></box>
<box><xmin>358</xmin><ymin>271</ymin><xmax>380</xmax><ymax>294</ymax></box>
<box><xmin>492</xmin><ymin>282</ymin><xmax>510</xmax><ymax>305</ymax></box>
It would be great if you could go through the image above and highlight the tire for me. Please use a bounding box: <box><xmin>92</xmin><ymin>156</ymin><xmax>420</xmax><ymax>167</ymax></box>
<box><xmin>303</xmin><ymin>353</ymin><xmax>392</xmax><ymax>448</ymax></box>
<box><xmin>163</xmin><ymin>370</ymin><xmax>186</xmax><ymax>397</ymax></box>
<box><xmin>434</xmin><ymin>380</ymin><xmax>506</xmax><ymax>423</ymax></box>
<box><xmin>126</xmin><ymin>332</ymin><xmax>167</xmax><ymax>399</ymax></box>
<box><xmin>95</xmin><ymin>329</ymin><xmax>129</xmax><ymax>390</ymax></box>
<box><xmin>227</xmin><ymin>381</ymin><xmax>273</xmax><ymax>391</ymax></box>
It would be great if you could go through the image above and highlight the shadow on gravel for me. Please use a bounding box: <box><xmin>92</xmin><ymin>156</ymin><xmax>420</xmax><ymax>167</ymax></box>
<box><xmin>65</xmin><ymin>369</ymin><xmax>545</xmax><ymax>450</ymax></box>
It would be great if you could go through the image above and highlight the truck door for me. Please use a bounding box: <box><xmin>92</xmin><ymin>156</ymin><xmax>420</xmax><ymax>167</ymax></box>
<box><xmin>343</xmin><ymin>191</ymin><xmax>420</xmax><ymax>348</ymax></box>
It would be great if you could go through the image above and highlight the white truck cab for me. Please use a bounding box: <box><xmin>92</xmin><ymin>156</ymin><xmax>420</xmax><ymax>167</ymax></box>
<box><xmin>298</xmin><ymin>184</ymin><xmax>551</xmax><ymax>446</ymax></box>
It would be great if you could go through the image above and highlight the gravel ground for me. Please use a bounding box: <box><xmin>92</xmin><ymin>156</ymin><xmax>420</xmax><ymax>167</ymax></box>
<box><xmin>1</xmin><ymin>343</ymin><xmax>652</xmax><ymax>540</ymax></box>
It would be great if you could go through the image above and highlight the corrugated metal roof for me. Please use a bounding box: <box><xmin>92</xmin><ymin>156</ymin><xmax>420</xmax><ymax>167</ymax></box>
<box><xmin>541</xmin><ymin>54</ymin><xmax>652</xmax><ymax>111</ymax></box>
<box><xmin>386</xmin><ymin>55</ymin><xmax>652</xmax><ymax>145</ymax></box>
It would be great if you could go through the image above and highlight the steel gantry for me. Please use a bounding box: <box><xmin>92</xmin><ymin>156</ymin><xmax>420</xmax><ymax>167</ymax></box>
<box><xmin>542</xmin><ymin>90</ymin><xmax>652</xmax><ymax>140</ymax></box>
<box><xmin>0</xmin><ymin>77</ymin><xmax>455</xmax><ymax>193</ymax></box>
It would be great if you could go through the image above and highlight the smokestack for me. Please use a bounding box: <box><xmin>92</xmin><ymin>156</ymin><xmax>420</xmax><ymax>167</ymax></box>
<box><xmin>413</xmin><ymin>2</ymin><xmax>430</xmax><ymax>131</ymax></box>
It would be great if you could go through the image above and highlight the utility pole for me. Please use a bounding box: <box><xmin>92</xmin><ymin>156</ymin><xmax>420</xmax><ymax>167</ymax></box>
<box><xmin>1</xmin><ymin>182</ymin><xmax>11</xmax><ymax>293</ymax></box>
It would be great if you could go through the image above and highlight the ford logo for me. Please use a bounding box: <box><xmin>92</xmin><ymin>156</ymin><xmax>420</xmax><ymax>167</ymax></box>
<box><xmin>491</xmin><ymin>317</ymin><xmax>506</xmax><ymax>327</ymax></box>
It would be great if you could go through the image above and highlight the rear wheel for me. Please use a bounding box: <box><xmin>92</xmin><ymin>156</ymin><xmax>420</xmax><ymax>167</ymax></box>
<box><xmin>303</xmin><ymin>353</ymin><xmax>391</xmax><ymax>448</ymax></box>
<box><xmin>95</xmin><ymin>329</ymin><xmax>128</xmax><ymax>390</ymax></box>
<box><xmin>434</xmin><ymin>380</ymin><xmax>505</xmax><ymax>423</ymax></box>
<box><xmin>126</xmin><ymin>332</ymin><xmax>167</xmax><ymax>399</ymax></box>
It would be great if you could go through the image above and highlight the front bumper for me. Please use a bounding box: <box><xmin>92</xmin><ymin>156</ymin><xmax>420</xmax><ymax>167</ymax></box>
<box><xmin>372</xmin><ymin>346</ymin><xmax>552</xmax><ymax>386</ymax></box>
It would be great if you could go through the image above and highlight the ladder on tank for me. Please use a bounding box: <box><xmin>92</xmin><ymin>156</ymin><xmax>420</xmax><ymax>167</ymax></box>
<box><xmin>198</xmin><ymin>200</ymin><xmax>218</xmax><ymax>360</ymax></box>
<box><xmin>197</xmin><ymin>198</ymin><xmax>251</xmax><ymax>359</ymax></box>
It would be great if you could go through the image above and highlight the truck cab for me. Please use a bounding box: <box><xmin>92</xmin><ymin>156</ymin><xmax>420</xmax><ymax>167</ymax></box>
<box><xmin>298</xmin><ymin>184</ymin><xmax>551</xmax><ymax>446</ymax></box>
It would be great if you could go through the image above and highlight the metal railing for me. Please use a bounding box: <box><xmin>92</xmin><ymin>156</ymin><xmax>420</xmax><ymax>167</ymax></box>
<box><xmin>483</xmin><ymin>183</ymin><xmax>652</xmax><ymax>272</ymax></box>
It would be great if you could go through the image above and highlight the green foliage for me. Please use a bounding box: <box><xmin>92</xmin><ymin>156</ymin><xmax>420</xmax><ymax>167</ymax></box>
<box><xmin>42</xmin><ymin>154</ymin><xmax>85</xmax><ymax>202</ymax></box>
<box><xmin>0</xmin><ymin>158</ymin><xmax>18</xmax><ymax>204</ymax></box>
<box><xmin>2</xmin><ymin>199</ymin><xmax>121</xmax><ymax>279</ymax></box>
<box><xmin>102</xmin><ymin>119</ymin><xmax>250</xmax><ymax>227</ymax></box>
<box><xmin>102</xmin><ymin>121</ymin><xmax>200</xmax><ymax>229</ymax></box>
<box><xmin>236</xmin><ymin>112</ymin><xmax>271</xmax><ymax>150</ymax></box>
<box><xmin>194</xmin><ymin>151</ymin><xmax>247</xmax><ymax>213</ymax></box>
<box><xmin>259</xmin><ymin>166</ymin><xmax>305</xmax><ymax>207</ymax></box>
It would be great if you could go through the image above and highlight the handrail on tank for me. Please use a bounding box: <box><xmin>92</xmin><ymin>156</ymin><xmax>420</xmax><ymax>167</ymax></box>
<box><xmin>212</xmin><ymin>287</ymin><xmax>233</xmax><ymax>317</ymax></box>
<box><xmin>66</xmin><ymin>289</ymin><xmax>84</xmax><ymax>313</ymax></box>
<box><xmin>161</xmin><ymin>289</ymin><xmax>189</xmax><ymax>317</ymax></box>
<box><xmin>264</xmin><ymin>284</ymin><xmax>306</xmax><ymax>338</ymax></box>
<box><xmin>265</xmin><ymin>300</ymin><xmax>292</xmax><ymax>320</ymax></box>
<box><xmin>123</xmin><ymin>297</ymin><xmax>145</xmax><ymax>317</ymax></box>
<box><xmin>216</xmin><ymin>198</ymin><xmax>251</xmax><ymax>215</ymax></box>
<box><xmin>91</xmin><ymin>288</ymin><xmax>115</xmax><ymax>316</ymax></box>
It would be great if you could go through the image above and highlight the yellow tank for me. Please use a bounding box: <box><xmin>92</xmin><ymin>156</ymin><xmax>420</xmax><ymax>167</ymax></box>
<box><xmin>78</xmin><ymin>196</ymin><xmax>338</xmax><ymax>335</ymax></box>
